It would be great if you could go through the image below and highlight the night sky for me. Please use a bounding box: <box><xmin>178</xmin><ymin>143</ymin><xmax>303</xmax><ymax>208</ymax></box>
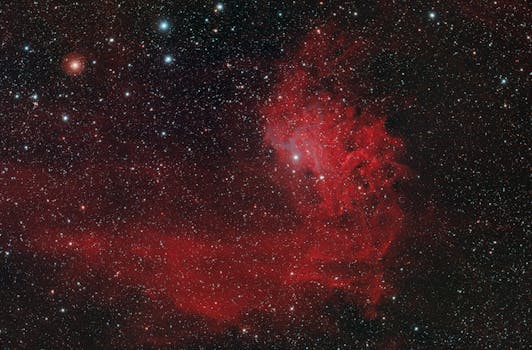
<box><xmin>0</xmin><ymin>1</ymin><xmax>530</xmax><ymax>349</ymax></box>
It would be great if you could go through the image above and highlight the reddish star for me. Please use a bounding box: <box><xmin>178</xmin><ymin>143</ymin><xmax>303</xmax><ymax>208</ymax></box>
<box><xmin>61</xmin><ymin>52</ymin><xmax>86</xmax><ymax>76</ymax></box>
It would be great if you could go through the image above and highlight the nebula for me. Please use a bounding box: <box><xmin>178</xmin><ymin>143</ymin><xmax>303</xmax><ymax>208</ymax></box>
<box><xmin>9</xmin><ymin>26</ymin><xmax>412</xmax><ymax>342</ymax></box>
<box><xmin>261</xmin><ymin>26</ymin><xmax>412</xmax><ymax>316</ymax></box>
<box><xmin>1</xmin><ymin>1</ymin><xmax>527</xmax><ymax>348</ymax></box>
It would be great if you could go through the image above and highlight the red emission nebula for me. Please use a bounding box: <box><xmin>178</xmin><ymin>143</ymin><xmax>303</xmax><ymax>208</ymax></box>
<box><xmin>12</xmin><ymin>28</ymin><xmax>413</xmax><ymax>339</ymax></box>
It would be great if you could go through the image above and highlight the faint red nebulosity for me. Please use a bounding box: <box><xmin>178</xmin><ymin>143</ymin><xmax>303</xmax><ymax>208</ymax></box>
<box><xmin>61</xmin><ymin>52</ymin><xmax>86</xmax><ymax>76</ymax></box>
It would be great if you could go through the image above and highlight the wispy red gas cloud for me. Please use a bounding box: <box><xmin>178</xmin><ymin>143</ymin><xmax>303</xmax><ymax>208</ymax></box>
<box><xmin>9</xmin><ymin>26</ymin><xmax>413</xmax><ymax>339</ymax></box>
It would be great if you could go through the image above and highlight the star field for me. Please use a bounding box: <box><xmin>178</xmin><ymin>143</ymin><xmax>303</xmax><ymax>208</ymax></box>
<box><xmin>0</xmin><ymin>1</ymin><xmax>529</xmax><ymax>349</ymax></box>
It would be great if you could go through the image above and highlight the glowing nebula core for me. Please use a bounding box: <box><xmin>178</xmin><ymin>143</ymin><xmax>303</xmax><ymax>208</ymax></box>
<box><xmin>261</xmin><ymin>28</ymin><xmax>411</xmax><ymax>317</ymax></box>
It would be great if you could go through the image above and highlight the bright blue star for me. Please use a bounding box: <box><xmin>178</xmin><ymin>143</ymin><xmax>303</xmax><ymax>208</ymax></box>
<box><xmin>164</xmin><ymin>55</ymin><xmax>173</xmax><ymax>64</ymax></box>
<box><xmin>158</xmin><ymin>20</ymin><xmax>170</xmax><ymax>32</ymax></box>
